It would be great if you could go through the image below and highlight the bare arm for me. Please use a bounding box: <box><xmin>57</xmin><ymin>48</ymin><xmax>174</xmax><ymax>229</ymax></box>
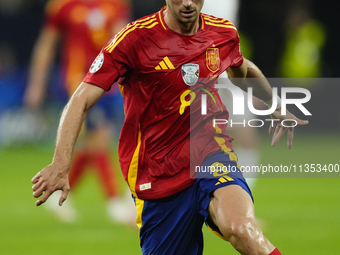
<box><xmin>226</xmin><ymin>58</ymin><xmax>308</xmax><ymax>148</ymax></box>
<box><xmin>24</xmin><ymin>27</ymin><xmax>59</xmax><ymax>109</ymax></box>
<box><xmin>227</xmin><ymin>58</ymin><xmax>273</xmax><ymax>101</ymax></box>
<box><xmin>31</xmin><ymin>82</ymin><xmax>105</xmax><ymax>206</ymax></box>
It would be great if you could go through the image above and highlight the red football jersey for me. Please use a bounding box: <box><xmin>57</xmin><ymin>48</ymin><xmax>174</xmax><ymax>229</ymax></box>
<box><xmin>84</xmin><ymin>6</ymin><xmax>244</xmax><ymax>200</ymax></box>
<box><xmin>45</xmin><ymin>0</ymin><xmax>130</xmax><ymax>93</ymax></box>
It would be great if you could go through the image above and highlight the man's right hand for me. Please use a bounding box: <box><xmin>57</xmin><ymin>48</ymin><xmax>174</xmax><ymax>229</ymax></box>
<box><xmin>31</xmin><ymin>164</ymin><xmax>70</xmax><ymax>206</ymax></box>
<box><xmin>31</xmin><ymin>83</ymin><xmax>105</xmax><ymax>207</ymax></box>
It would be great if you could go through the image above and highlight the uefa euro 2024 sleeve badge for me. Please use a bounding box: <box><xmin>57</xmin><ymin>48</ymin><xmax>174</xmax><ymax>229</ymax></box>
<box><xmin>89</xmin><ymin>53</ymin><xmax>104</xmax><ymax>73</ymax></box>
<box><xmin>182</xmin><ymin>64</ymin><xmax>199</xmax><ymax>86</ymax></box>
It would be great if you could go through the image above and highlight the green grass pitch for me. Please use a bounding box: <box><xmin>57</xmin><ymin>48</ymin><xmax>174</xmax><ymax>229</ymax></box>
<box><xmin>0</xmin><ymin>132</ymin><xmax>339</xmax><ymax>254</ymax></box>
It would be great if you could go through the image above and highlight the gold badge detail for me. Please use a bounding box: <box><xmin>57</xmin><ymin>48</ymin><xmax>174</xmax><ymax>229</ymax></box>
<box><xmin>206</xmin><ymin>48</ymin><xmax>220</xmax><ymax>73</ymax></box>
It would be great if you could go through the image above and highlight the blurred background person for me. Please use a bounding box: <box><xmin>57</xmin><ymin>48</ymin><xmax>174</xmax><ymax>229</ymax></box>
<box><xmin>279</xmin><ymin>3</ymin><xmax>325</xmax><ymax>80</ymax></box>
<box><xmin>23</xmin><ymin>0</ymin><xmax>136</xmax><ymax>224</ymax></box>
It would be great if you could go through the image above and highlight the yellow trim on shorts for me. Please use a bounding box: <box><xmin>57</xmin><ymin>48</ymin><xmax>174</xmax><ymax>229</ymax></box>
<box><xmin>135</xmin><ymin>196</ymin><xmax>145</xmax><ymax>240</ymax></box>
<box><xmin>206</xmin><ymin>224</ymin><xmax>227</xmax><ymax>241</ymax></box>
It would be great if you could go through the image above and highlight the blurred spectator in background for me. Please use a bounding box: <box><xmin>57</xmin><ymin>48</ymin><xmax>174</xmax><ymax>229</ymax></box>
<box><xmin>23</xmin><ymin>0</ymin><xmax>135</xmax><ymax>224</ymax></box>
<box><xmin>279</xmin><ymin>3</ymin><xmax>325</xmax><ymax>80</ymax></box>
<box><xmin>0</xmin><ymin>0</ymin><xmax>48</xmax><ymax>145</ymax></box>
<box><xmin>238</xmin><ymin>0</ymin><xmax>289</xmax><ymax>77</ymax></box>
<box><xmin>202</xmin><ymin>0</ymin><xmax>260</xmax><ymax>189</ymax></box>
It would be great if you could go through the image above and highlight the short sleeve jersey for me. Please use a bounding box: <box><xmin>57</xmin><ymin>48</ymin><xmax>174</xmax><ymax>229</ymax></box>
<box><xmin>84</xmin><ymin>6</ymin><xmax>244</xmax><ymax>200</ymax></box>
<box><xmin>45</xmin><ymin>0</ymin><xmax>130</xmax><ymax>93</ymax></box>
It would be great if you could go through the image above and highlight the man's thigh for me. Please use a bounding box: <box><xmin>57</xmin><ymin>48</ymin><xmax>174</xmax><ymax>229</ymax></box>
<box><xmin>208</xmin><ymin>185</ymin><xmax>255</xmax><ymax>237</ymax></box>
<box><xmin>195</xmin><ymin>151</ymin><xmax>254</xmax><ymax>237</ymax></box>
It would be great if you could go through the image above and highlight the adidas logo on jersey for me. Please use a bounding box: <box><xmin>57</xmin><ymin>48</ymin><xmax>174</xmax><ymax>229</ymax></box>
<box><xmin>155</xmin><ymin>57</ymin><xmax>175</xmax><ymax>70</ymax></box>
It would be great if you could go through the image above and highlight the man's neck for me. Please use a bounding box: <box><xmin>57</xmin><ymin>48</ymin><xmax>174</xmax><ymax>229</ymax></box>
<box><xmin>163</xmin><ymin>9</ymin><xmax>201</xmax><ymax>35</ymax></box>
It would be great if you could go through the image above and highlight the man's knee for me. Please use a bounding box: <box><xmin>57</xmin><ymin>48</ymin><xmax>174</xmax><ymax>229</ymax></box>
<box><xmin>208</xmin><ymin>185</ymin><xmax>256</xmax><ymax>241</ymax></box>
<box><xmin>208</xmin><ymin>186</ymin><xmax>275</xmax><ymax>253</ymax></box>
<box><xmin>218</xmin><ymin>216</ymin><xmax>259</xmax><ymax>242</ymax></box>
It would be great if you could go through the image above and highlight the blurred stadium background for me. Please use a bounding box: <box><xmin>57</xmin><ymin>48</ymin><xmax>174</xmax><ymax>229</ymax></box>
<box><xmin>0</xmin><ymin>0</ymin><xmax>339</xmax><ymax>254</ymax></box>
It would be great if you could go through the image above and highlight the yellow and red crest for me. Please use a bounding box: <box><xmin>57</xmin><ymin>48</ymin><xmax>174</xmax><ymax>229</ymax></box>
<box><xmin>206</xmin><ymin>48</ymin><xmax>220</xmax><ymax>73</ymax></box>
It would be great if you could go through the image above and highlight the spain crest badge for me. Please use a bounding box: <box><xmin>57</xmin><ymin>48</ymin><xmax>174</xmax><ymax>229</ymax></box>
<box><xmin>206</xmin><ymin>48</ymin><xmax>220</xmax><ymax>73</ymax></box>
